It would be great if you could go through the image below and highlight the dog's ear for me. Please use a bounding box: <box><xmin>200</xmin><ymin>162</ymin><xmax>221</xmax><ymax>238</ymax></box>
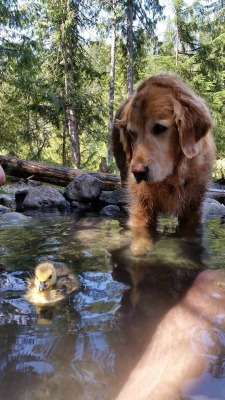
<box><xmin>117</xmin><ymin>98</ymin><xmax>133</xmax><ymax>164</ymax></box>
<box><xmin>119</xmin><ymin>126</ymin><xmax>133</xmax><ymax>164</ymax></box>
<box><xmin>173</xmin><ymin>95</ymin><xmax>213</xmax><ymax>159</ymax></box>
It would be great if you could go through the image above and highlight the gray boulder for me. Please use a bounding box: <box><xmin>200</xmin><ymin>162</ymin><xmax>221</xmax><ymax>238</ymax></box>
<box><xmin>15</xmin><ymin>186</ymin><xmax>70</xmax><ymax>210</ymax></box>
<box><xmin>203</xmin><ymin>198</ymin><xmax>225</xmax><ymax>218</ymax></box>
<box><xmin>71</xmin><ymin>201</ymin><xmax>91</xmax><ymax>211</ymax></box>
<box><xmin>0</xmin><ymin>205</ymin><xmax>9</xmax><ymax>213</ymax></box>
<box><xmin>99</xmin><ymin>188</ymin><xmax>128</xmax><ymax>206</ymax></box>
<box><xmin>0</xmin><ymin>194</ymin><xmax>16</xmax><ymax>208</ymax></box>
<box><xmin>65</xmin><ymin>174</ymin><xmax>104</xmax><ymax>202</ymax></box>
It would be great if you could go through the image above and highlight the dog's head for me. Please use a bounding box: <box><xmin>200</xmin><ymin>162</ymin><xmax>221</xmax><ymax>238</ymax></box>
<box><xmin>118</xmin><ymin>73</ymin><xmax>213</xmax><ymax>184</ymax></box>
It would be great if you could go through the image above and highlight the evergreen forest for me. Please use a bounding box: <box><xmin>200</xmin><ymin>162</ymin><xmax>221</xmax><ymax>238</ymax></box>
<box><xmin>0</xmin><ymin>0</ymin><xmax>224</xmax><ymax>177</ymax></box>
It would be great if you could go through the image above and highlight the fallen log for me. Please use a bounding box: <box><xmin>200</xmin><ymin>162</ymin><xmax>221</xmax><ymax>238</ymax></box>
<box><xmin>0</xmin><ymin>155</ymin><xmax>121</xmax><ymax>190</ymax></box>
<box><xmin>1</xmin><ymin>155</ymin><xmax>224</xmax><ymax>201</ymax></box>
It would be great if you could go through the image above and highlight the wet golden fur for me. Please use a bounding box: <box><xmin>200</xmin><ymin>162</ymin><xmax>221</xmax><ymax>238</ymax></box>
<box><xmin>112</xmin><ymin>73</ymin><xmax>216</xmax><ymax>255</ymax></box>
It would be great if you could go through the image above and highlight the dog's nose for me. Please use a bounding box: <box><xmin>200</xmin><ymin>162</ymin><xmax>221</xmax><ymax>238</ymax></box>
<box><xmin>131</xmin><ymin>163</ymin><xmax>148</xmax><ymax>183</ymax></box>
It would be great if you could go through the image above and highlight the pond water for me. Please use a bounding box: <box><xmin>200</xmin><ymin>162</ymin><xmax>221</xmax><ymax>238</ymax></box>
<box><xmin>0</xmin><ymin>210</ymin><xmax>225</xmax><ymax>400</ymax></box>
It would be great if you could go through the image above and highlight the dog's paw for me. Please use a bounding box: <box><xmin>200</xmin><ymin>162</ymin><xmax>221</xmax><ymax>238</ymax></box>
<box><xmin>131</xmin><ymin>238</ymin><xmax>154</xmax><ymax>256</ymax></box>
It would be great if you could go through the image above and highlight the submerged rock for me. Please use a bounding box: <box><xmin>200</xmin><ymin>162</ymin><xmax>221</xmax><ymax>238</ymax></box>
<box><xmin>100</xmin><ymin>205</ymin><xmax>121</xmax><ymax>217</ymax></box>
<box><xmin>1</xmin><ymin>212</ymin><xmax>30</xmax><ymax>222</ymax></box>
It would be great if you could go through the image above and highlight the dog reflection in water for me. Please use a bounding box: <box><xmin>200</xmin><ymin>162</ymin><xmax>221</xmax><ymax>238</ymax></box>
<box><xmin>25</xmin><ymin>262</ymin><xmax>79</xmax><ymax>307</ymax></box>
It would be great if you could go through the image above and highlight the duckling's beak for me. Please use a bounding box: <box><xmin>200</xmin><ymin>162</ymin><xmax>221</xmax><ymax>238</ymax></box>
<box><xmin>39</xmin><ymin>281</ymin><xmax>47</xmax><ymax>292</ymax></box>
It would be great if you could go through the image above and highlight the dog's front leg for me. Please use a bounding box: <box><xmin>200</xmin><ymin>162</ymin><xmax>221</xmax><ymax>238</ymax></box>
<box><xmin>128</xmin><ymin>204</ymin><xmax>156</xmax><ymax>256</ymax></box>
<box><xmin>179</xmin><ymin>207</ymin><xmax>203</xmax><ymax>245</ymax></box>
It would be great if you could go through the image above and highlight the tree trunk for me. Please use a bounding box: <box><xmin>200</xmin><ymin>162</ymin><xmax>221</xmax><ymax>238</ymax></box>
<box><xmin>61</xmin><ymin>0</ymin><xmax>80</xmax><ymax>168</ymax></box>
<box><xmin>66</xmin><ymin>101</ymin><xmax>80</xmax><ymax>168</ymax></box>
<box><xmin>108</xmin><ymin>0</ymin><xmax>117</xmax><ymax>163</ymax></box>
<box><xmin>175</xmin><ymin>11</ymin><xmax>179</xmax><ymax>67</ymax></box>
<box><xmin>0</xmin><ymin>155</ymin><xmax>121</xmax><ymax>190</ymax></box>
<box><xmin>126</xmin><ymin>0</ymin><xmax>133</xmax><ymax>96</ymax></box>
<box><xmin>62</xmin><ymin>110</ymin><xmax>67</xmax><ymax>165</ymax></box>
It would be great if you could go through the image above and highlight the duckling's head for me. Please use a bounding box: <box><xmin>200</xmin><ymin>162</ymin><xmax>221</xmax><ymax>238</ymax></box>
<box><xmin>34</xmin><ymin>262</ymin><xmax>57</xmax><ymax>292</ymax></box>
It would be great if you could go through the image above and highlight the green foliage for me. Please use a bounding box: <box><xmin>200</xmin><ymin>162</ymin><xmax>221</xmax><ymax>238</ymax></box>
<box><xmin>141</xmin><ymin>0</ymin><xmax>225</xmax><ymax>162</ymax></box>
<box><xmin>214</xmin><ymin>158</ymin><xmax>225</xmax><ymax>180</ymax></box>
<box><xmin>0</xmin><ymin>0</ymin><xmax>224</xmax><ymax>173</ymax></box>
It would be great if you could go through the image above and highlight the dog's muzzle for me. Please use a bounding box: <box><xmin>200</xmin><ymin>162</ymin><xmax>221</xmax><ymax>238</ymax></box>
<box><xmin>131</xmin><ymin>163</ymin><xmax>149</xmax><ymax>183</ymax></box>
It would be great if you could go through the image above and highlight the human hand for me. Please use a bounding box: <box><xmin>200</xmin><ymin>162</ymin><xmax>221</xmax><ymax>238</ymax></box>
<box><xmin>0</xmin><ymin>165</ymin><xmax>6</xmax><ymax>184</ymax></box>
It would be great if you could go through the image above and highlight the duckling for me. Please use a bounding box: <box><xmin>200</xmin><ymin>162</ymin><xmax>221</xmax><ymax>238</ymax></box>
<box><xmin>25</xmin><ymin>262</ymin><xmax>79</xmax><ymax>306</ymax></box>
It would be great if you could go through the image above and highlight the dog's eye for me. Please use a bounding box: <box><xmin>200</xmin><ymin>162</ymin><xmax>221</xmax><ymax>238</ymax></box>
<box><xmin>153</xmin><ymin>123</ymin><xmax>168</xmax><ymax>135</ymax></box>
<box><xmin>48</xmin><ymin>275</ymin><xmax>52</xmax><ymax>280</ymax></box>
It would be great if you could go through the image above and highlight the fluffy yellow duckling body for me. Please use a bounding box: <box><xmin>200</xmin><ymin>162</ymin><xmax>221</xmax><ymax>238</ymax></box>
<box><xmin>25</xmin><ymin>262</ymin><xmax>79</xmax><ymax>306</ymax></box>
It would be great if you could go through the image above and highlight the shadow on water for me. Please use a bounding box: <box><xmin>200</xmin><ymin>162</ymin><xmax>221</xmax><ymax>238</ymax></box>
<box><xmin>0</xmin><ymin>210</ymin><xmax>224</xmax><ymax>399</ymax></box>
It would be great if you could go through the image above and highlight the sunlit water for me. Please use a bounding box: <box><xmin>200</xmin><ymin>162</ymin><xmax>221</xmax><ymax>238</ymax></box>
<box><xmin>0</xmin><ymin>209</ymin><xmax>225</xmax><ymax>400</ymax></box>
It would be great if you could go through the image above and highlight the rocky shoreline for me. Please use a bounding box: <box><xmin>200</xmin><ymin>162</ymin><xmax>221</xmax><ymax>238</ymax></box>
<box><xmin>0</xmin><ymin>173</ymin><xmax>225</xmax><ymax>223</ymax></box>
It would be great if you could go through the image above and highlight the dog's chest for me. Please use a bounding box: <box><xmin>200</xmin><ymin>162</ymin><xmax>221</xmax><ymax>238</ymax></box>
<box><xmin>155</xmin><ymin>184</ymin><xmax>186</xmax><ymax>214</ymax></box>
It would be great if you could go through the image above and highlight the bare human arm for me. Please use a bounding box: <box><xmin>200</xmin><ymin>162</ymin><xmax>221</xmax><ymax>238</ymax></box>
<box><xmin>0</xmin><ymin>165</ymin><xmax>5</xmax><ymax>184</ymax></box>
<box><xmin>116</xmin><ymin>269</ymin><xmax>225</xmax><ymax>400</ymax></box>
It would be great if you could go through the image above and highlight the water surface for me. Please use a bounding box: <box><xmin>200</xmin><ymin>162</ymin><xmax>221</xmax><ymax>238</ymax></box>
<box><xmin>0</xmin><ymin>210</ymin><xmax>225</xmax><ymax>400</ymax></box>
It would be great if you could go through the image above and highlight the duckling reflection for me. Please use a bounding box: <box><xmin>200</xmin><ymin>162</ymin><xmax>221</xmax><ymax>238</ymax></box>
<box><xmin>25</xmin><ymin>262</ymin><xmax>80</xmax><ymax>306</ymax></box>
<box><xmin>36</xmin><ymin>305</ymin><xmax>55</xmax><ymax>324</ymax></box>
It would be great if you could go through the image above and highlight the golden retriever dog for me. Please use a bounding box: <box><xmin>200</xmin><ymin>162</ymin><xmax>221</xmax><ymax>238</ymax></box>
<box><xmin>112</xmin><ymin>73</ymin><xmax>216</xmax><ymax>256</ymax></box>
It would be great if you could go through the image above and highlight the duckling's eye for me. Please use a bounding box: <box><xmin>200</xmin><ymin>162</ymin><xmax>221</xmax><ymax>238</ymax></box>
<box><xmin>153</xmin><ymin>123</ymin><xmax>168</xmax><ymax>135</ymax></box>
<box><xmin>48</xmin><ymin>275</ymin><xmax>52</xmax><ymax>280</ymax></box>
